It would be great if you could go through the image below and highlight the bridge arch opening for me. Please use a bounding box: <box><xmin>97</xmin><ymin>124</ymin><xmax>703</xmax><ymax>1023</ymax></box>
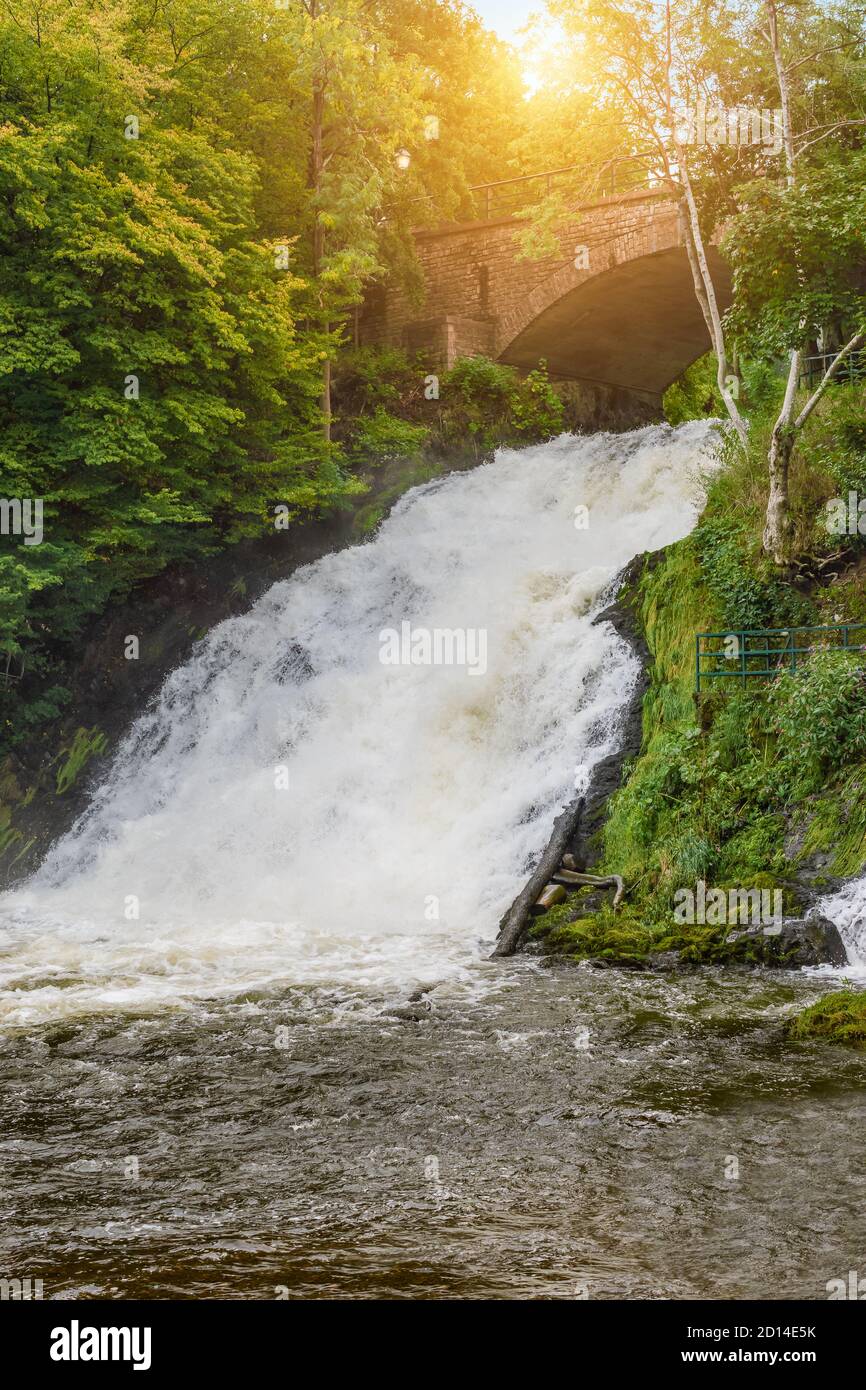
<box><xmin>497</xmin><ymin>245</ymin><xmax>732</xmax><ymax>400</ymax></box>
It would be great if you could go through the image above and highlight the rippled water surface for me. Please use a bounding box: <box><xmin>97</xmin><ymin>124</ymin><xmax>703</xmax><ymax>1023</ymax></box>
<box><xmin>2</xmin><ymin>963</ymin><xmax>864</xmax><ymax>1300</ymax></box>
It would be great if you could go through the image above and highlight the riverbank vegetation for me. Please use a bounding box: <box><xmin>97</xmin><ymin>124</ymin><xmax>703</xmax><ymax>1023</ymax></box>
<box><xmin>789</xmin><ymin>991</ymin><xmax>866</xmax><ymax>1049</ymax></box>
<box><xmin>531</xmin><ymin>380</ymin><xmax>866</xmax><ymax>1040</ymax></box>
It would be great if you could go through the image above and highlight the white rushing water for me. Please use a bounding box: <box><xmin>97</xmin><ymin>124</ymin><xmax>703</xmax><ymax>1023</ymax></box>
<box><xmin>0</xmin><ymin>422</ymin><xmax>720</xmax><ymax>1024</ymax></box>
<box><xmin>819</xmin><ymin>880</ymin><xmax>866</xmax><ymax>978</ymax></box>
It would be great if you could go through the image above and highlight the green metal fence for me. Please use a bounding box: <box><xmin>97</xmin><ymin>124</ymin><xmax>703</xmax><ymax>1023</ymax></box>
<box><xmin>695</xmin><ymin>623</ymin><xmax>866</xmax><ymax>691</ymax></box>
<box><xmin>798</xmin><ymin>348</ymin><xmax>866</xmax><ymax>392</ymax></box>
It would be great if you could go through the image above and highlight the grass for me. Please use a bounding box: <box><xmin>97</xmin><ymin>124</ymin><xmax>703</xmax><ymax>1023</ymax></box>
<box><xmin>540</xmin><ymin>380</ymin><xmax>866</xmax><ymax>1018</ymax></box>
<box><xmin>533</xmin><ymin>898</ymin><xmax>811</xmax><ymax>968</ymax></box>
<box><xmin>54</xmin><ymin>727</ymin><xmax>109</xmax><ymax>797</ymax></box>
<box><xmin>788</xmin><ymin>991</ymin><xmax>866</xmax><ymax>1049</ymax></box>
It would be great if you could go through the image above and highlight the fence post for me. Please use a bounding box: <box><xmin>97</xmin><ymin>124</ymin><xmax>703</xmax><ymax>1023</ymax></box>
<box><xmin>695</xmin><ymin>634</ymin><xmax>701</xmax><ymax>693</ymax></box>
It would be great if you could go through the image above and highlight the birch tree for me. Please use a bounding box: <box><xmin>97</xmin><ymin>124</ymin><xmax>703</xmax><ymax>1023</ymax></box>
<box><xmin>758</xmin><ymin>0</ymin><xmax>865</xmax><ymax>563</ymax></box>
<box><xmin>549</xmin><ymin>0</ymin><xmax>866</xmax><ymax>564</ymax></box>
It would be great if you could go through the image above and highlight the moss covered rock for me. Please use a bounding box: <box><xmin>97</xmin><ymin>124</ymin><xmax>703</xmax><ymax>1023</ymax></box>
<box><xmin>789</xmin><ymin>990</ymin><xmax>866</xmax><ymax>1049</ymax></box>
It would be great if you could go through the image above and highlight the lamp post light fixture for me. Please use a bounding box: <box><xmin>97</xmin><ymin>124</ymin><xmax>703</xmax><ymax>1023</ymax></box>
<box><xmin>395</xmin><ymin>148</ymin><xmax>411</xmax><ymax>171</ymax></box>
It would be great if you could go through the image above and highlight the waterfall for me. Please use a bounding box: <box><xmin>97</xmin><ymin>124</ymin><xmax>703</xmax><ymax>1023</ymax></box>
<box><xmin>819</xmin><ymin>880</ymin><xmax>866</xmax><ymax>975</ymax></box>
<box><xmin>0</xmin><ymin>421</ymin><xmax>719</xmax><ymax>1024</ymax></box>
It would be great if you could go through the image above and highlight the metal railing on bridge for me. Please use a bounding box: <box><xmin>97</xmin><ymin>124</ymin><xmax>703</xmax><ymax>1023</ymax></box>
<box><xmin>467</xmin><ymin>153</ymin><xmax>667</xmax><ymax>220</ymax></box>
<box><xmin>695</xmin><ymin>623</ymin><xmax>866</xmax><ymax>691</ymax></box>
<box><xmin>412</xmin><ymin>152</ymin><xmax>670</xmax><ymax>223</ymax></box>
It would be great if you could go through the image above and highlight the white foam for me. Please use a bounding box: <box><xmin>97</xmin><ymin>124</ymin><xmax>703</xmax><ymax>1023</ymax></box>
<box><xmin>0</xmin><ymin>421</ymin><xmax>719</xmax><ymax>1024</ymax></box>
<box><xmin>818</xmin><ymin>879</ymin><xmax>866</xmax><ymax>978</ymax></box>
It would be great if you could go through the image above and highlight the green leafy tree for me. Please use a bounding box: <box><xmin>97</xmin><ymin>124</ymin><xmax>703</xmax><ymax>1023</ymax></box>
<box><xmin>0</xmin><ymin>0</ymin><xmax>349</xmax><ymax>739</ymax></box>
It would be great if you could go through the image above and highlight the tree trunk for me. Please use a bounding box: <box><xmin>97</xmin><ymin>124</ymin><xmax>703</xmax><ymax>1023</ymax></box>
<box><xmin>663</xmin><ymin>5</ymin><xmax>747</xmax><ymax>448</ymax></box>
<box><xmin>760</xmin><ymin>3</ymin><xmax>799</xmax><ymax>564</ymax></box>
<box><xmin>490</xmin><ymin>797</ymin><xmax>584</xmax><ymax>958</ymax></box>
<box><xmin>767</xmin><ymin>0</ymin><xmax>796</xmax><ymax>190</ymax></box>
<box><xmin>309</xmin><ymin>48</ymin><xmax>330</xmax><ymax>447</ymax></box>
<box><xmin>321</xmin><ymin>345</ymin><xmax>332</xmax><ymax>445</ymax></box>
<box><xmin>763</xmin><ymin>421</ymin><xmax>795</xmax><ymax>564</ymax></box>
<box><xmin>677</xmin><ymin>161</ymin><xmax>749</xmax><ymax>447</ymax></box>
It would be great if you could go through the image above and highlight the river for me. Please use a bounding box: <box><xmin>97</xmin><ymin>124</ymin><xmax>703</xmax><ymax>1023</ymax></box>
<box><xmin>1</xmin><ymin>421</ymin><xmax>864</xmax><ymax>1299</ymax></box>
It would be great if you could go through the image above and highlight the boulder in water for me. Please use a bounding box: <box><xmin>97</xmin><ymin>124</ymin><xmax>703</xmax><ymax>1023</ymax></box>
<box><xmin>777</xmin><ymin>912</ymin><xmax>849</xmax><ymax>967</ymax></box>
<box><xmin>725</xmin><ymin>911</ymin><xmax>848</xmax><ymax>966</ymax></box>
<box><xmin>387</xmin><ymin>1000</ymin><xmax>432</xmax><ymax>1023</ymax></box>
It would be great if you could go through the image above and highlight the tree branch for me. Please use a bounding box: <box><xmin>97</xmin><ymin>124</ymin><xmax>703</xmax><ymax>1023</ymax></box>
<box><xmin>795</xmin><ymin>332</ymin><xmax>866</xmax><ymax>430</ymax></box>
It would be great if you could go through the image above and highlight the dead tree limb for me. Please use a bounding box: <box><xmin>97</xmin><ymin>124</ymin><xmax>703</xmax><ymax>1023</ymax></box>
<box><xmin>552</xmin><ymin>869</ymin><xmax>625</xmax><ymax>908</ymax></box>
<box><xmin>490</xmin><ymin>797</ymin><xmax>584</xmax><ymax>959</ymax></box>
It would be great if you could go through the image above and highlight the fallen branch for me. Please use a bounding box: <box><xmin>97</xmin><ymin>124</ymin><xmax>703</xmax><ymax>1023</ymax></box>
<box><xmin>490</xmin><ymin>797</ymin><xmax>584</xmax><ymax>959</ymax></box>
<box><xmin>552</xmin><ymin>869</ymin><xmax>625</xmax><ymax>908</ymax></box>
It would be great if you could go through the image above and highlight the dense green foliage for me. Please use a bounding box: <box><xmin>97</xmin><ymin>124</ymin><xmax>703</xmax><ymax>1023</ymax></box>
<box><xmin>724</xmin><ymin>154</ymin><xmax>866</xmax><ymax>360</ymax></box>
<box><xmin>0</xmin><ymin>0</ymin><xmax>549</xmax><ymax>748</ymax></box>
<box><xmin>610</xmin><ymin>393</ymin><xmax>866</xmax><ymax>897</ymax></box>
<box><xmin>435</xmin><ymin>356</ymin><xmax>565</xmax><ymax>457</ymax></box>
<box><xmin>663</xmin><ymin>356</ymin><xmax>723</xmax><ymax>427</ymax></box>
<box><xmin>663</xmin><ymin>354</ymin><xmax>782</xmax><ymax>427</ymax></box>
<box><xmin>333</xmin><ymin>347</ymin><xmax>565</xmax><ymax>463</ymax></box>
<box><xmin>775</xmin><ymin>651</ymin><xmax>866</xmax><ymax>791</ymax></box>
<box><xmin>0</xmin><ymin>101</ymin><xmax>343</xmax><ymax>713</ymax></box>
<box><xmin>535</xmin><ymin>384</ymin><xmax>866</xmax><ymax>1000</ymax></box>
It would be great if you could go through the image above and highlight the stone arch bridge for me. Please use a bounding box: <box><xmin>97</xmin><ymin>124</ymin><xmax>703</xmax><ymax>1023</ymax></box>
<box><xmin>359</xmin><ymin>175</ymin><xmax>731</xmax><ymax>412</ymax></box>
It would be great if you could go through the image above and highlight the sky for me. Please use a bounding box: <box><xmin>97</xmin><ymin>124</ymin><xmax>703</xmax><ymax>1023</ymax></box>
<box><xmin>471</xmin><ymin>0</ymin><xmax>542</xmax><ymax>44</ymax></box>
<box><xmin>471</xmin><ymin>1</ymin><xmax>566</xmax><ymax>94</ymax></box>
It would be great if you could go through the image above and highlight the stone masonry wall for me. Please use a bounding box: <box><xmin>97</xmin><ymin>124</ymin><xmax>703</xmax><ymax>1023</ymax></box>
<box><xmin>359</xmin><ymin>190</ymin><xmax>682</xmax><ymax>373</ymax></box>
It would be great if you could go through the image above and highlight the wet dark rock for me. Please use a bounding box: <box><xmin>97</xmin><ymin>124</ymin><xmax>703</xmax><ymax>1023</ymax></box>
<box><xmin>564</xmin><ymin>558</ymin><xmax>652</xmax><ymax>874</ymax></box>
<box><xmin>644</xmin><ymin>951</ymin><xmax>687</xmax><ymax>972</ymax></box>
<box><xmin>777</xmin><ymin>912</ymin><xmax>849</xmax><ymax>967</ymax></box>
<box><xmin>717</xmin><ymin>911</ymin><xmax>848</xmax><ymax>967</ymax></box>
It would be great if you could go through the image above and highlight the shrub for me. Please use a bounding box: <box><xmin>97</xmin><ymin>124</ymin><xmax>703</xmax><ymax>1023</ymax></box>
<box><xmin>332</xmin><ymin>346</ymin><xmax>425</xmax><ymax>414</ymax></box>
<box><xmin>511</xmin><ymin>365</ymin><xmax>565</xmax><ymax>439</ymax></box>
<box><xmin>440</xmin><ymin>356</ymin><xmax>563</xmax><ymax>454</ymax></box>
<box><xmin>807</xmin><ymin>385</ymin><xmax>866</xmax><ymax>500</ymax></box>
<box><xmin>772</xmin><ymin>648</ymin><xmax>866</xmax><ymax>791</ymax></box>
<box><xmin>663</xmin><ymin>353</ymin><xmax>781</xmax><ymax>426</ymax></box>
<box><xmin>663</xmin><ymin>354</ymin><xmax>722</xmax><ymax>425</ymax></box>
<box><xmin>692</xmin><ymin>516</ymin><xmax>813</xmax><ymax>631</ymax></box>
<box><xmin>349</xmin><ymin>408</ymin><xmax>429</xmax><ymax>465</ymax></box>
